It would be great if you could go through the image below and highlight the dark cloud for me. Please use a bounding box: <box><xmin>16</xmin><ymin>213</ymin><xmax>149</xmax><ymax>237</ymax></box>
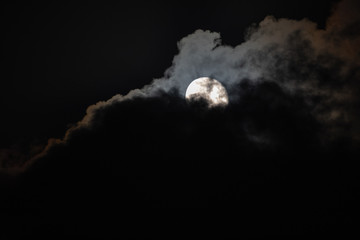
<box><xmin>1</xmin><ymin>0</ymin><xmax>360</xmax><ymax>237</ymax></box>
<box><xmin>3</xmin><ymin>88</ymin><xmax>358</xmax><ymax>236</ymax></box>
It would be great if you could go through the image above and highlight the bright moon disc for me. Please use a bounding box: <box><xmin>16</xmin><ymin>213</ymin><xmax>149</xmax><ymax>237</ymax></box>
<box><xmin>185</xmin><ymin>77</ymin><xmax>229</xmax><ymax>107</ymax></box>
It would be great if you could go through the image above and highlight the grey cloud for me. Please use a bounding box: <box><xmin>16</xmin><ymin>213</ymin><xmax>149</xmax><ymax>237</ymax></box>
<box><xmin>88</xmin><ymin>0</ymin><xmax>357</xmax><ymax>110</ymax></box>
<box><xmin>146</xmin><ymin>0</ymin><xmax>358</xmax><ymax>143</ymax></box>
<box><xmin>3</xmin><ymin>0</ymin><xmax>359</xmax><ymax>172</ymax></box>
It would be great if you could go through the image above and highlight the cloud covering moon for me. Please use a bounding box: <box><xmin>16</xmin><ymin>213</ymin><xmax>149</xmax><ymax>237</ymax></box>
<box><xmin>185</xmin><ymin>77</ymin><xmax>229</xmax><ymax>107</ymax></box>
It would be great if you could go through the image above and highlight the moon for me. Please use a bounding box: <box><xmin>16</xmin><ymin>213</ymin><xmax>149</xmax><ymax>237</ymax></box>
<box><xmin>185</xmin><ymin>77</ymin><xmax>229</xmax><ymax>108</ymax></box>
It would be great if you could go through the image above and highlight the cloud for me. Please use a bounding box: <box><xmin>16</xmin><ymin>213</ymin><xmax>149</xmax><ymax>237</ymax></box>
<box><xmin>3</xmin><ymin>87</ymin><xmax>357</xmax><ymax>237</ymax></box>
<box><xmin>1</xmin><ymin>0</ymin><xmax>359</xmax><ymax>175</ymax></box>
<box><xmin>72</xmin><ymin>0</ymin><xmax>359</xmax><ymax>144</ymax></box>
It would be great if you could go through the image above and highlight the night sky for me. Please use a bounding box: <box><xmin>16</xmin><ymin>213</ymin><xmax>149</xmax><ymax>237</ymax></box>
<box><xmin>1</xmin><ymin>0</ymin><xmax>359</xmax><ymax>237</ymax></box>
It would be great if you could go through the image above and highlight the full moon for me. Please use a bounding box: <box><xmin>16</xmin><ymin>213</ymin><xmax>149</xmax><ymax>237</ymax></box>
<box><xmin>185</xmin><ymin>77</ymin><xmax>229</xmax><ymax>108</ymax></box>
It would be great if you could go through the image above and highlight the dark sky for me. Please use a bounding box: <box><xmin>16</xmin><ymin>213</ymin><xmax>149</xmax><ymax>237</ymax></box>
<box><xmin>2</xmin><ymin>0</ymin><xmax>360</xmax><ymax>237</ymax></box>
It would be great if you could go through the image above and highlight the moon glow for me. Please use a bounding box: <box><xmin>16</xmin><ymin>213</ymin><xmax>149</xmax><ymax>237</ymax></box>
<box><xmin>185</xmin><ymin>77</ymin><xmax>229</xmax><ymax>107</ymax></box>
